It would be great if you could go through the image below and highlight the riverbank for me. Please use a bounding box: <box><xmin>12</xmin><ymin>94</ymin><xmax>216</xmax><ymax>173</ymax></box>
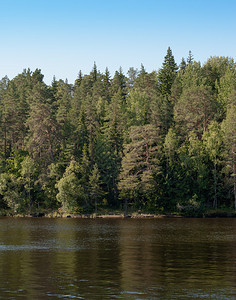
<box><xmin>1</xmin><ymin>209</ymin><xmax>236</xmax><ymax>218</ymax></box>
<box><xmin>46</xmin><ymin>211</ymin><xmax>236</xmax><ymax>218</ymax></box>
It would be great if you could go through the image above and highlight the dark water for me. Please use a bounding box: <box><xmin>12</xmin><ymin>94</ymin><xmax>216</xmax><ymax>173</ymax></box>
<box><xmin>0</xmin><ymin>217</ymin><xmax>235</xmax><ymax>299</ymax></box>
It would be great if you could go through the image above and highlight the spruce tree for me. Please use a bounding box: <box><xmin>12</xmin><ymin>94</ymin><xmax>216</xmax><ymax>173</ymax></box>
<box><xmin>187</xmin><ymin>50</ymin><xmax>194</xmax><ymax>65</ymax></box>
<box><xmin>158</xmin><ymin>47</ymin><xmax>178</xmax><ymax>97</ymax></box>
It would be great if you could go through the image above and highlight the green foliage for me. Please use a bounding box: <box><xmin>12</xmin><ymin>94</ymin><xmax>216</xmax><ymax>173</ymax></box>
<box><xmin>174</xmin><ymin>85</ymin><xmax>215</xmax><ymax>137</ymax></box>
<box><xmin>158</xmin><ymin>47</ymin><xmax>178</xmax><ymax>96</ymax></box>
<box><xmin>0</xmin><ymin>54</ymin><xmax>235</xmax><ymax>215</ymax></box>
<box><xmin>203</xmin><ymin>56</ymin><xmax>235</xmax><ymax>93</ymax></box>
<box><xmin>119</xmin><ymin>124</ymin><xmax>160</xmax><ymax>209</ymax></box>
<box><xmin>221</xmin><ymin>102</ymin><xmax>236</xmax><ymax>209</ymax></box>
<box><xmin>203</xmin><ymin>121</ymin><xmax>224</xmax><ymax>208</ymax></box>
<box><xmin>6</xmin><ymin>149</ymin><xmax>28</xmax><ymax>176</ymax></box>
<box><xmin>89</xmin><ymin>163</ymin><xmax>105</xmax><ymax>212</ymax></box>
<box><xmin>217</xmin><ymin>68</ymin><xmax>236</xmax><ymax>120</ymax></box>
<box><xmin>56</xmin><ymin>159</ymin><xmax>87</xmax><ymax>212</ymax></box>
<box><xmin>0</xmin><ymin>173</ymin><xmax>22</xmax><ymax>212</ymax></box>
<box><xmin>164</xmin><ymin>128</ymin><xmax>179</xmax><ymax>166</ymax></box>
<box><xmin>126</xmin><ymin>90</ymin><xmax>151</xmax><ymax>126</ymax></box>
<box><xmin>21</xmin><ymin>156</ymin><xmax>38</xmax><ymax>213</ymax></box>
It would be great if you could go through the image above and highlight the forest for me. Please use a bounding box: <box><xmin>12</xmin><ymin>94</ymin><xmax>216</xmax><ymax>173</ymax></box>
<box><xmin>0</xmin><ymin>48</ymin><xmax>235</xmax><ymax>216</ymax></box>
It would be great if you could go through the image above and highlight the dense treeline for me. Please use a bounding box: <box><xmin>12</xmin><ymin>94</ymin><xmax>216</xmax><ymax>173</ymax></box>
<box><xmin>0</xmin><ymin>48</ymin><xmax>235</xmax><ymax>215</ymax></box>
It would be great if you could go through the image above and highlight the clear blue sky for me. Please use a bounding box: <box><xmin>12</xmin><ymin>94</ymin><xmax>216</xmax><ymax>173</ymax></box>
<box><xmin>0</xmin><ymin>0</ymin><xmax>235</xmax><ymax>84</ymax></box>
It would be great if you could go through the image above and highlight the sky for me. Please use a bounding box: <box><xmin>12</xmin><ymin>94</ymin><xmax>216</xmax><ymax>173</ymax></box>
<box><xmin>0</xmin><ymin>0</ymin><xmax>236</xmax><ymax>84</ymax></box>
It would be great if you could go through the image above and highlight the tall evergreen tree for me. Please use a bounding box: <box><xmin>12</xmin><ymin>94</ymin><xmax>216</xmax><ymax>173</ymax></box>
<box><xmin>26</xmin><ymin>82</ymin><xmax>59</xmax><ymax>164</ymax></box>
<box><xmin>102</xmin><ymin>67</ymin><xmax>111</xmax><ymax>102</ymax></box>
<box><xmin>119</xmin><ymin>124</ymin><xmax>160</xmax><ymax>211</ymax></box>
<box><xmin>110</xmin><ymin>67</ymin><xmax>127</xmax><ymax>99</ymax></box>
<box><xmin>187</xmin><ymin>50</ymin><xmax>194</xmax><ymax>65</ymax></box>
<box><xmin>157</xmin><ymin>47</ymin><xmax>178</xmax><ymax>97</ymax></box>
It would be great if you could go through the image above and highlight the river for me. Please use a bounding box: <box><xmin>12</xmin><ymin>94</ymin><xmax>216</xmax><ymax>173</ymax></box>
<box><xmin>0</xmin><ymin>217</ymin><xmax>235</xmax><ymax>299</ymax></box>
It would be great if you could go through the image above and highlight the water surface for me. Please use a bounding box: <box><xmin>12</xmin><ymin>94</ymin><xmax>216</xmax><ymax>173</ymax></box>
<box><xmin>0</xmin><ymin>217</ymin><xmax>235</xmax><ymax>299</ymax></box>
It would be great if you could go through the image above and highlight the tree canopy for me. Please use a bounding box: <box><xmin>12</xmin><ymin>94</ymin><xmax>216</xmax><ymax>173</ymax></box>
<box><xmin>0</xmin><ymin>49</ymin><xmax>235</xmax><ymax>215</ymax></box>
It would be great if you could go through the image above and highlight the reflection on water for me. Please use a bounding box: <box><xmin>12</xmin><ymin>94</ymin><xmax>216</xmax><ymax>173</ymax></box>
<box><xmin>0</xmin><ymin>217</ymin><xmax>235</xmax><ymax>299</ymax></box>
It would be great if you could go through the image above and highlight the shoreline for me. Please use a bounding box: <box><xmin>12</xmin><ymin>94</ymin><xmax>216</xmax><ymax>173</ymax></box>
<box><xmin>1</xmin><ymin>211</ymin><xmax>236</xmax><ymax>219</ymax></box>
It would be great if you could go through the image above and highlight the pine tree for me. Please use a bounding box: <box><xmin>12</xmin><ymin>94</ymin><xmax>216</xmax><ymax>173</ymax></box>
<box><xmin>26</xmin><ymin>82</ymin><xmax>59</xmax><ymax>164</ymax></box>
<box><xmin>174</xmin><ymin>85</ymin><xmax>215</xmax><ymax>137</ymax></box>
<box><xmin>126</xmin><ymin>89</ymin><xmax>151</xmax><ymax>126</ymax></box>
<box><xmin>1</xmin><ymin>80</ymin><xmax>28</xmax><ymax>156</ymax></box>
<box><xmin>119</xmin><ymin>124</ymin><xmax>160</xmax><ymax>211</ymax></box>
